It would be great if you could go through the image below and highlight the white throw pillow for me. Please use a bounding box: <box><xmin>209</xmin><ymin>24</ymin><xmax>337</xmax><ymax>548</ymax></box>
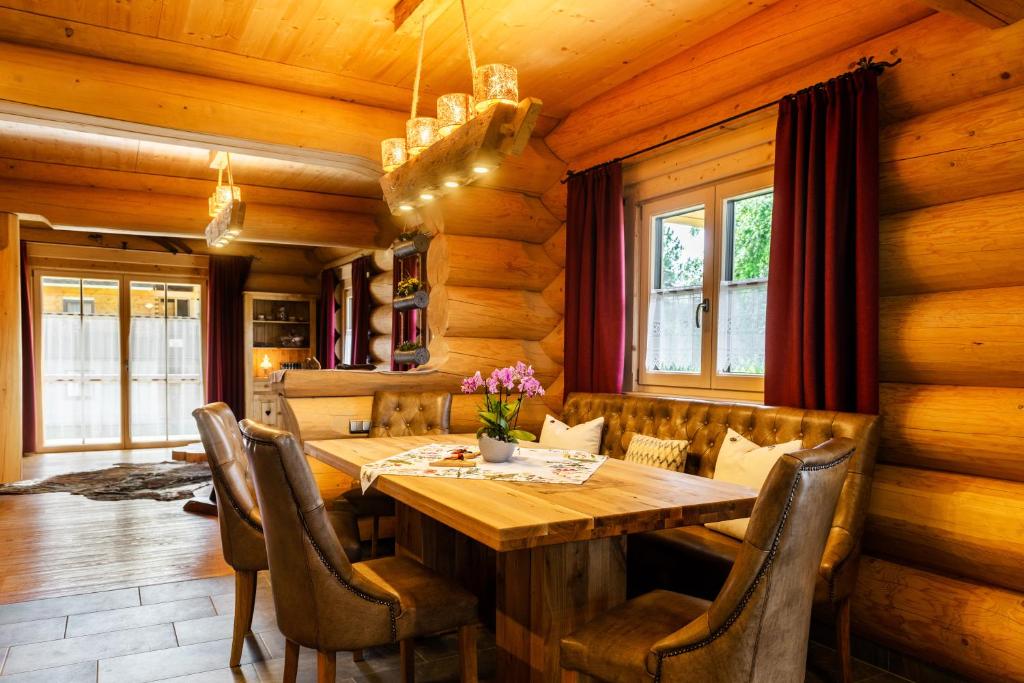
<box><xmin>535</xmin><ymin>414</ymin><xmax>605</xmax><ymax>454</ymax></box>
<box><xmin>704</xmin><ymin>428</ymin><xmax>804</xmax><ymax>541</ymax></box>
<box><xmin>624</xmin><ymin>434</ymin><xmax>688</xmax><ymax>472</ymax></box>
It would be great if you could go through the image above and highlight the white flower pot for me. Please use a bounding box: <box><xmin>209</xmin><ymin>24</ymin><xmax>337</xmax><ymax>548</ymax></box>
<box><xmin>478</xmin><ymin>434</ymin><xmax>516</xmax><ymax>463</ymax></box>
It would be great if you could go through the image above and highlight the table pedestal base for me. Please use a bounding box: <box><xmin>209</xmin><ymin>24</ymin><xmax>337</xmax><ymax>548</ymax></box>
<box><xmin>395</xmin><ymin>503</ymin><xmax>626</xmax><ymax>683</ymax></box>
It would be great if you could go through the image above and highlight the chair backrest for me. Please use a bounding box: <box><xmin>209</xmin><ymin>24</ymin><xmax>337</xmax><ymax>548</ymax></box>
<box><xmin>239</xmin><ymin>419</ymin><xmax>399</xmax><ymax>650</ymax></box>
<box><xmin>650</xmin><ymin>438</ymin><xmax>853</xmax><ymax>682</ymax></box>
<box><xmin>192</xmin><ymin>402</ymin><xmax>266</xmax><ymax>571</ymax></box>
<box><xmin>369</xmin><ymin>390</ymin><xmax>452</xmax><ymax>437</ymax></box>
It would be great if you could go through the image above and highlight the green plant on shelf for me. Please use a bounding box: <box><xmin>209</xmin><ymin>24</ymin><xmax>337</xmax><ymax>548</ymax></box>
<box><xmin>396</xmin><ymin>337</ymin><xmax>423</xmax><ymax>352</ymax></box>
<box><xmin>396</xmin><ymin>276</ymin><xmax>425</xmax><ymax>297</ymax></box>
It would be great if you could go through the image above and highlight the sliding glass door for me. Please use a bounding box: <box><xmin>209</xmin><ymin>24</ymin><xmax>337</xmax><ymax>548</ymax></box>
<box><xmin>39</xmin><ymin>276</ymin><xmax>122</xmax><ymax>447</ymax></box>
<box><xmin>36</xmin><ymin>272</ymin><xmax>205</xmax><ymax>451</ymax></box>
<box><xmin>129</xmin><ymin>281</ymin><xmax>204</xmax><ymax>443</ymax></box>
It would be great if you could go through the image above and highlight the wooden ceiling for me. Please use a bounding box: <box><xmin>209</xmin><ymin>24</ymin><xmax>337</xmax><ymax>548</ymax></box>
<box><xmin>0</xmin><ymin>0</ymin><xmax>789</xmax><ymax>247</ymax></box>
<box><xmin>0</xmin><ymin>0</ymin><xmax>779</xmax><ymax>119</ymax></box>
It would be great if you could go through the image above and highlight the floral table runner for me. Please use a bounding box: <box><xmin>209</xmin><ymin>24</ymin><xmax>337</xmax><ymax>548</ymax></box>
<box><xmin>359</xmin><ymin>443</ymin><xmax>607</xmax><ymax>493</ymax></box>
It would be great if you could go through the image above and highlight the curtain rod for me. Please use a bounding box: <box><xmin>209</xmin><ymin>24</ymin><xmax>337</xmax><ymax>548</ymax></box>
<box><xmin>560</xmin><ymin>56</ymin><xmax>902</xmax><ymax>184</ymax></box>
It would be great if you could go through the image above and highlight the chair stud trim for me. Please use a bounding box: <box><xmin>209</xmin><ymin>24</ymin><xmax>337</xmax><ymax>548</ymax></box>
<box><xmin>243</xmin><ymin>431</ymin><xmax>400</xmax><ymax>642</ymax></box>
<box><xmin>653</xmin><ymin>447</ymin><xmax>854</xmax><ymax>681</ymax></box>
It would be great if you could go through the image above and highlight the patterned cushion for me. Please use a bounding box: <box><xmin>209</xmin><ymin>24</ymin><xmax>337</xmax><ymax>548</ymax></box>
<box><xmin>624</xmin><ymin>434</ymin><xmax>688</xmax><ymax>472</ymax></box>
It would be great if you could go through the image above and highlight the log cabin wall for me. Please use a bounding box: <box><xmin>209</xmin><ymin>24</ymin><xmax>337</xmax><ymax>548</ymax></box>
<box><xmin>423</xmin><ymin>167</ymin><xmax>567</xmax><ymax>426</ymax></box>
<box><xmin>545</xmin><ymin>4</ymin><xmax>1024</xmax><ymax>681</ymax></box>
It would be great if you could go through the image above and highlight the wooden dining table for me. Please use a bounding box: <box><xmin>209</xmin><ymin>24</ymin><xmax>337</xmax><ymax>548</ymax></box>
<box><xmin>305</xmin><ymin>434</ymin><xmax>758</xmax><ymax>683</ymax></box>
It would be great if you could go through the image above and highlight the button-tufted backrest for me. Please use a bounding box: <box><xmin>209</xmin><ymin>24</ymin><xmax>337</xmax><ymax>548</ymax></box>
<box><xmin>369</xmin><ymin>391</ymin><xmax>452</xmax><ymax>438</ymax></box>
<box><xmin>561</xmin><ymin>392</ymin><xmax>880</xmax><ymax>605</ymax></box>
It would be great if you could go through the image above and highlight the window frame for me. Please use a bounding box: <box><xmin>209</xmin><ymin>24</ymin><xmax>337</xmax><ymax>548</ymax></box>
<box><xmin>637</xmin><ymin>186</ymin><xmax>716</xmax><ymax>389</ymax></box>
<box><xmin>635</xmin><ymin>169</ymin><xmax>772</xmax><ymax>396</ymax></box>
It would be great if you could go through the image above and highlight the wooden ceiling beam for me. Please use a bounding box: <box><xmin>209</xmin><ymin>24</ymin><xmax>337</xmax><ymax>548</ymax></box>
<box><xmin>0</xmin><ymin>7</ymin><xmax>416</xmax><ymax>113</ymax></box>
<box><xmin>0</xmin><ymin>178</ymin><xmax>384</xmax><ymax>249</ymax></box>
<box><xmin>919</xmin><ymin>0</ymin><xmax>1024</xmax><ymax>26</ymax></box>
<box><xmin>0</xmin><ymin>156</ymin><xmax>383</xmax><ymax>214</ymax></box>
<box><xmin>0</xmin><ymin>42</ymin><xmax>406</xmax><ymax>171</ymax></box>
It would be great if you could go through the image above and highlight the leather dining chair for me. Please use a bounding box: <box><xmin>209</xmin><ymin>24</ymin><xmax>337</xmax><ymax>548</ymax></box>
<box><xmin>192</xmin><ymin>403</ymin><xmax>363</xmax><ymax>668</ymax></box>
<box><xmin>240</xmin><ymin>418</ymin><xmax>479</xmax><ymax>683</ymax></box>
<box><xmin>343</xmin><ymin>390</ymin><xmax>453</xmax><ymax>557</ymax></box>
<box><xmin>560</xmin><ymin>438</ymin><xmax>855</xmax><ymax>682</ymax></box>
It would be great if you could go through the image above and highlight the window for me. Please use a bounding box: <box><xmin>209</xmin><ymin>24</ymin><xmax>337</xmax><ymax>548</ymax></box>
<box><xmin>637</xmin><ymin>171</ymin><xmax>773</xmax><ymax>394</ymax></box>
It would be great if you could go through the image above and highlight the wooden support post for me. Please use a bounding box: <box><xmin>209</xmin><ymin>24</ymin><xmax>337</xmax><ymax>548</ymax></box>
<box><xmin>0</xmin><ymin>213</ymin><xmax>22</xmax><ymax>483</ymax></box>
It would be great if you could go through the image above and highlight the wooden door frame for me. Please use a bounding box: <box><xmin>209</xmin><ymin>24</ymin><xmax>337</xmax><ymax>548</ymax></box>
<box><xmin>30</xmin><ymin>262</ymin><xmax>208</xmax><ymax>453</ymax></box>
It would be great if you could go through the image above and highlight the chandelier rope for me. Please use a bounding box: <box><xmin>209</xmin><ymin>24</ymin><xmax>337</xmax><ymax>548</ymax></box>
<box><xmin>411</xmin><ymin>16</ymin><xmax>427</xmax><ymax>118</ymax></box>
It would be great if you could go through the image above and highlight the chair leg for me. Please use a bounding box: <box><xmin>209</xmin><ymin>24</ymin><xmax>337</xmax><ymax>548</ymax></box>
<box><xmin>836</xmin><ymin>596</ymin><xmax>853</xmax><ymax>683</ymax></box>
<box><xmin>317</xmin><ymin>650</ymin><xmax>336</xmax><ymax>683</ymax></box>
<box><xmin>400</xmin><ymin>639</ymin><xmax>415</xmax><ymax>682</ymax></box>
<box><xmin>283</xmin><ymin>639</ymin><xmax>299</xmax><ymax>683</ymax></box>
<box><xmin>458</xmin><ymin>624</ymin><xmax>478</xmax><ymax>683</ymax></box>
<box><xmin>352</xmin><ymin>649</ymin><xmax>365</xmax><ymax>662</ymax></box>
<box><xmin>371</xmin><ymin>515</ymin><xmax>380</xmax><ymax>558</ymax></box>
<box><xmin>229</xmin><ymin>570</ymin><xmax>257</xmax><ymax>667</ymax></box>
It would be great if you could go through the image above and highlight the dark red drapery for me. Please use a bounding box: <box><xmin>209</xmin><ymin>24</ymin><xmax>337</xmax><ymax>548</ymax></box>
<box><xmin>317</xmin><ymin>268</ymin><xmax>337</xmax><ymax>369</ymax></box>
<box><xmin>206</xmin><ymin>255</ymin><xmax>251</xmax><ymax>418</ymax></box>
<box><xmin>20</xmin><ymin>242</ymin><xmax>36</xmax><ymax>454</ymax></box>
<box><xmin>564</xmin><ymin>163</ymin><xmax>626</xmax><ymax>395</ymax></box>
<box><xmin>764</xmin><ymin>68</ymin><xmax>880</xmax><ymax>414</ymax></box>
<box><xmin>350</xmin><ymin>255</ymin><xmax>371</xmax><ymax>366</ymax></box>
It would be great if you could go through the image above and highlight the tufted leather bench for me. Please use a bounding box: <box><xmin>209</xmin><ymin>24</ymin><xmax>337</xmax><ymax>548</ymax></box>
<box><xmin>561</xmin><ymin>392</ymin><xmax>879</xmax><ymax>680</ymax></box>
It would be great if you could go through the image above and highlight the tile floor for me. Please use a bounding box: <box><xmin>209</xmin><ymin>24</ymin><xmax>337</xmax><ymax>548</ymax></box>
<box><xmin>0</xmin><ymin>574</ymin><xmax>496</xmax><ymax>683</ymax></box>
<box><xmin>0</xmin><ymin>571</ymin><xmax>918</xmax><ymax>683</ymax></box>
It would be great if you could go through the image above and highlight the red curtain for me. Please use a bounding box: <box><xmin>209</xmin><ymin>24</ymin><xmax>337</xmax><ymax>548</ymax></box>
<box><xmin>317</xmin><ymin>268</ymin><xmax>337</xmax><ymax>369</ymax></box>
<box><xmin>20</xmin><ymin>242</ymin><xmax>36</xmax><ymax>454</ymax></box>
<box><xmin>206</xmin><ymin>255</ymin><xmax>251</xmax><ymax>417</ymax></box>
<box><xmin>565</xmin><ymin>162</ymin><xmax>626</xmax><ymax>395</ymax></box>
<box><xmin>764</xmin><ymin>68</ymin><xmax>879</xmax><ymax>414</ymax></box>
<box><xmin>350</xmin><ymin>255</ymin><xmax>371</xmax><ymax>366</ymax></box>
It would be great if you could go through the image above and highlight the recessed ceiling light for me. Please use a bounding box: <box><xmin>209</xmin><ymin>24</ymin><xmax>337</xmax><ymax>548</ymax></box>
<box><xmin>472</xmin><ymin>166</ymin><xmax>490</xmax><ymax>174</ymax></box>
<box><xmin>444</xmin><ymin>180</ymin><xmax>460</xmax><ymax>188</ymax></box>
<box><xmin>399</xmin><ymin>204</ymin><xmax>414</xmax><ymax>212</ymax></box>
<box><xmin>420</xmin><ymin>192</ymin><xmax>435</xmax><ymax>201</ymax></box>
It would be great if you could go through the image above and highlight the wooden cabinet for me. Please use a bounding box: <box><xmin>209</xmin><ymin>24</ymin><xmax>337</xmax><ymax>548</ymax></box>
<box><xmin>243</xmin><ymin>292</ymin><xmax>316</xmax><ymax>423</ymax></box>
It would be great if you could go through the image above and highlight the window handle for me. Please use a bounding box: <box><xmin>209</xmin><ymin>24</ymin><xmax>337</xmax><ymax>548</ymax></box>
<box><xmin>695</xmin><ymin>298</ymin><xmax>710</xmax><ymax>328</ymax></box>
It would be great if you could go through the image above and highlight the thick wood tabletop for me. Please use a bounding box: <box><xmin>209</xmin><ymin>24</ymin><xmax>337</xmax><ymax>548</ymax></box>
<box><xmin>305</xmin><ymin>435</ymin><xmax>758</xmax><ymax>552</ymax></box>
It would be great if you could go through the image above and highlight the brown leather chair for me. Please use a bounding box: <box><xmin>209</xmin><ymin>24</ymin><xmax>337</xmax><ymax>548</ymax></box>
<box><xmin>560</xmin><ymin>392</ymin><xmax>878</xmax><ymax>681</ymax></box>
<box><xmin>239</xmin><ymin>418</ymin><xmax>479</xmax><ymax>683</ymax></box>
<box><xmin>192</xmin><ymin>403</ymin><xmax>362</xmax><ymax>667</ymax></box>
<box><xmin>343</xmin><ymin>391</ymin><xmax>453</xmax><ymax>556</ymax></box>
<box><xmin>561</xmin><ymin>438</ymin><xmax>854</xmax><ymax>682</ymax></box>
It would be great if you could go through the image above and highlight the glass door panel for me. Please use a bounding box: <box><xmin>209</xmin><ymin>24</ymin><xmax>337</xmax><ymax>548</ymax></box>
<box><xmin>167</xmin><ymin>284</ymin><xmax>203</xmax><ymax>441</ymax></box>
<box><xmin>39</xmin><ymin>276</ymin><xmax>121</xmax><ymax>447</ymax></box>
<box><xmin>129</xmin><ymin>281</ymin><xmax>203</xmax><ymax>443</ymax></box>
<box><xmin>129</xmin><ymin>282</ymin><xmax>167</xmax><ymax>442</ymax></box>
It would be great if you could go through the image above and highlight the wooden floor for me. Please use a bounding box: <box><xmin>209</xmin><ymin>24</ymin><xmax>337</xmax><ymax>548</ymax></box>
<box><xmin>0</xmin><ymin>448</ymin><xmax>352</xmax><ymax>605</ymax></box>
<box><xmin>0</xmin><ymin>448</ymin><xmax>908</xmax><ymax>682</ymax></box>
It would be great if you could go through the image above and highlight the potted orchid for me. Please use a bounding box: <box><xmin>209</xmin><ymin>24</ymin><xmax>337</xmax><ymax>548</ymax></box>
<box><xmin>461</xmin><ymin>362</ymin><xmax>545</xmax><ymax>463</ymax></box>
